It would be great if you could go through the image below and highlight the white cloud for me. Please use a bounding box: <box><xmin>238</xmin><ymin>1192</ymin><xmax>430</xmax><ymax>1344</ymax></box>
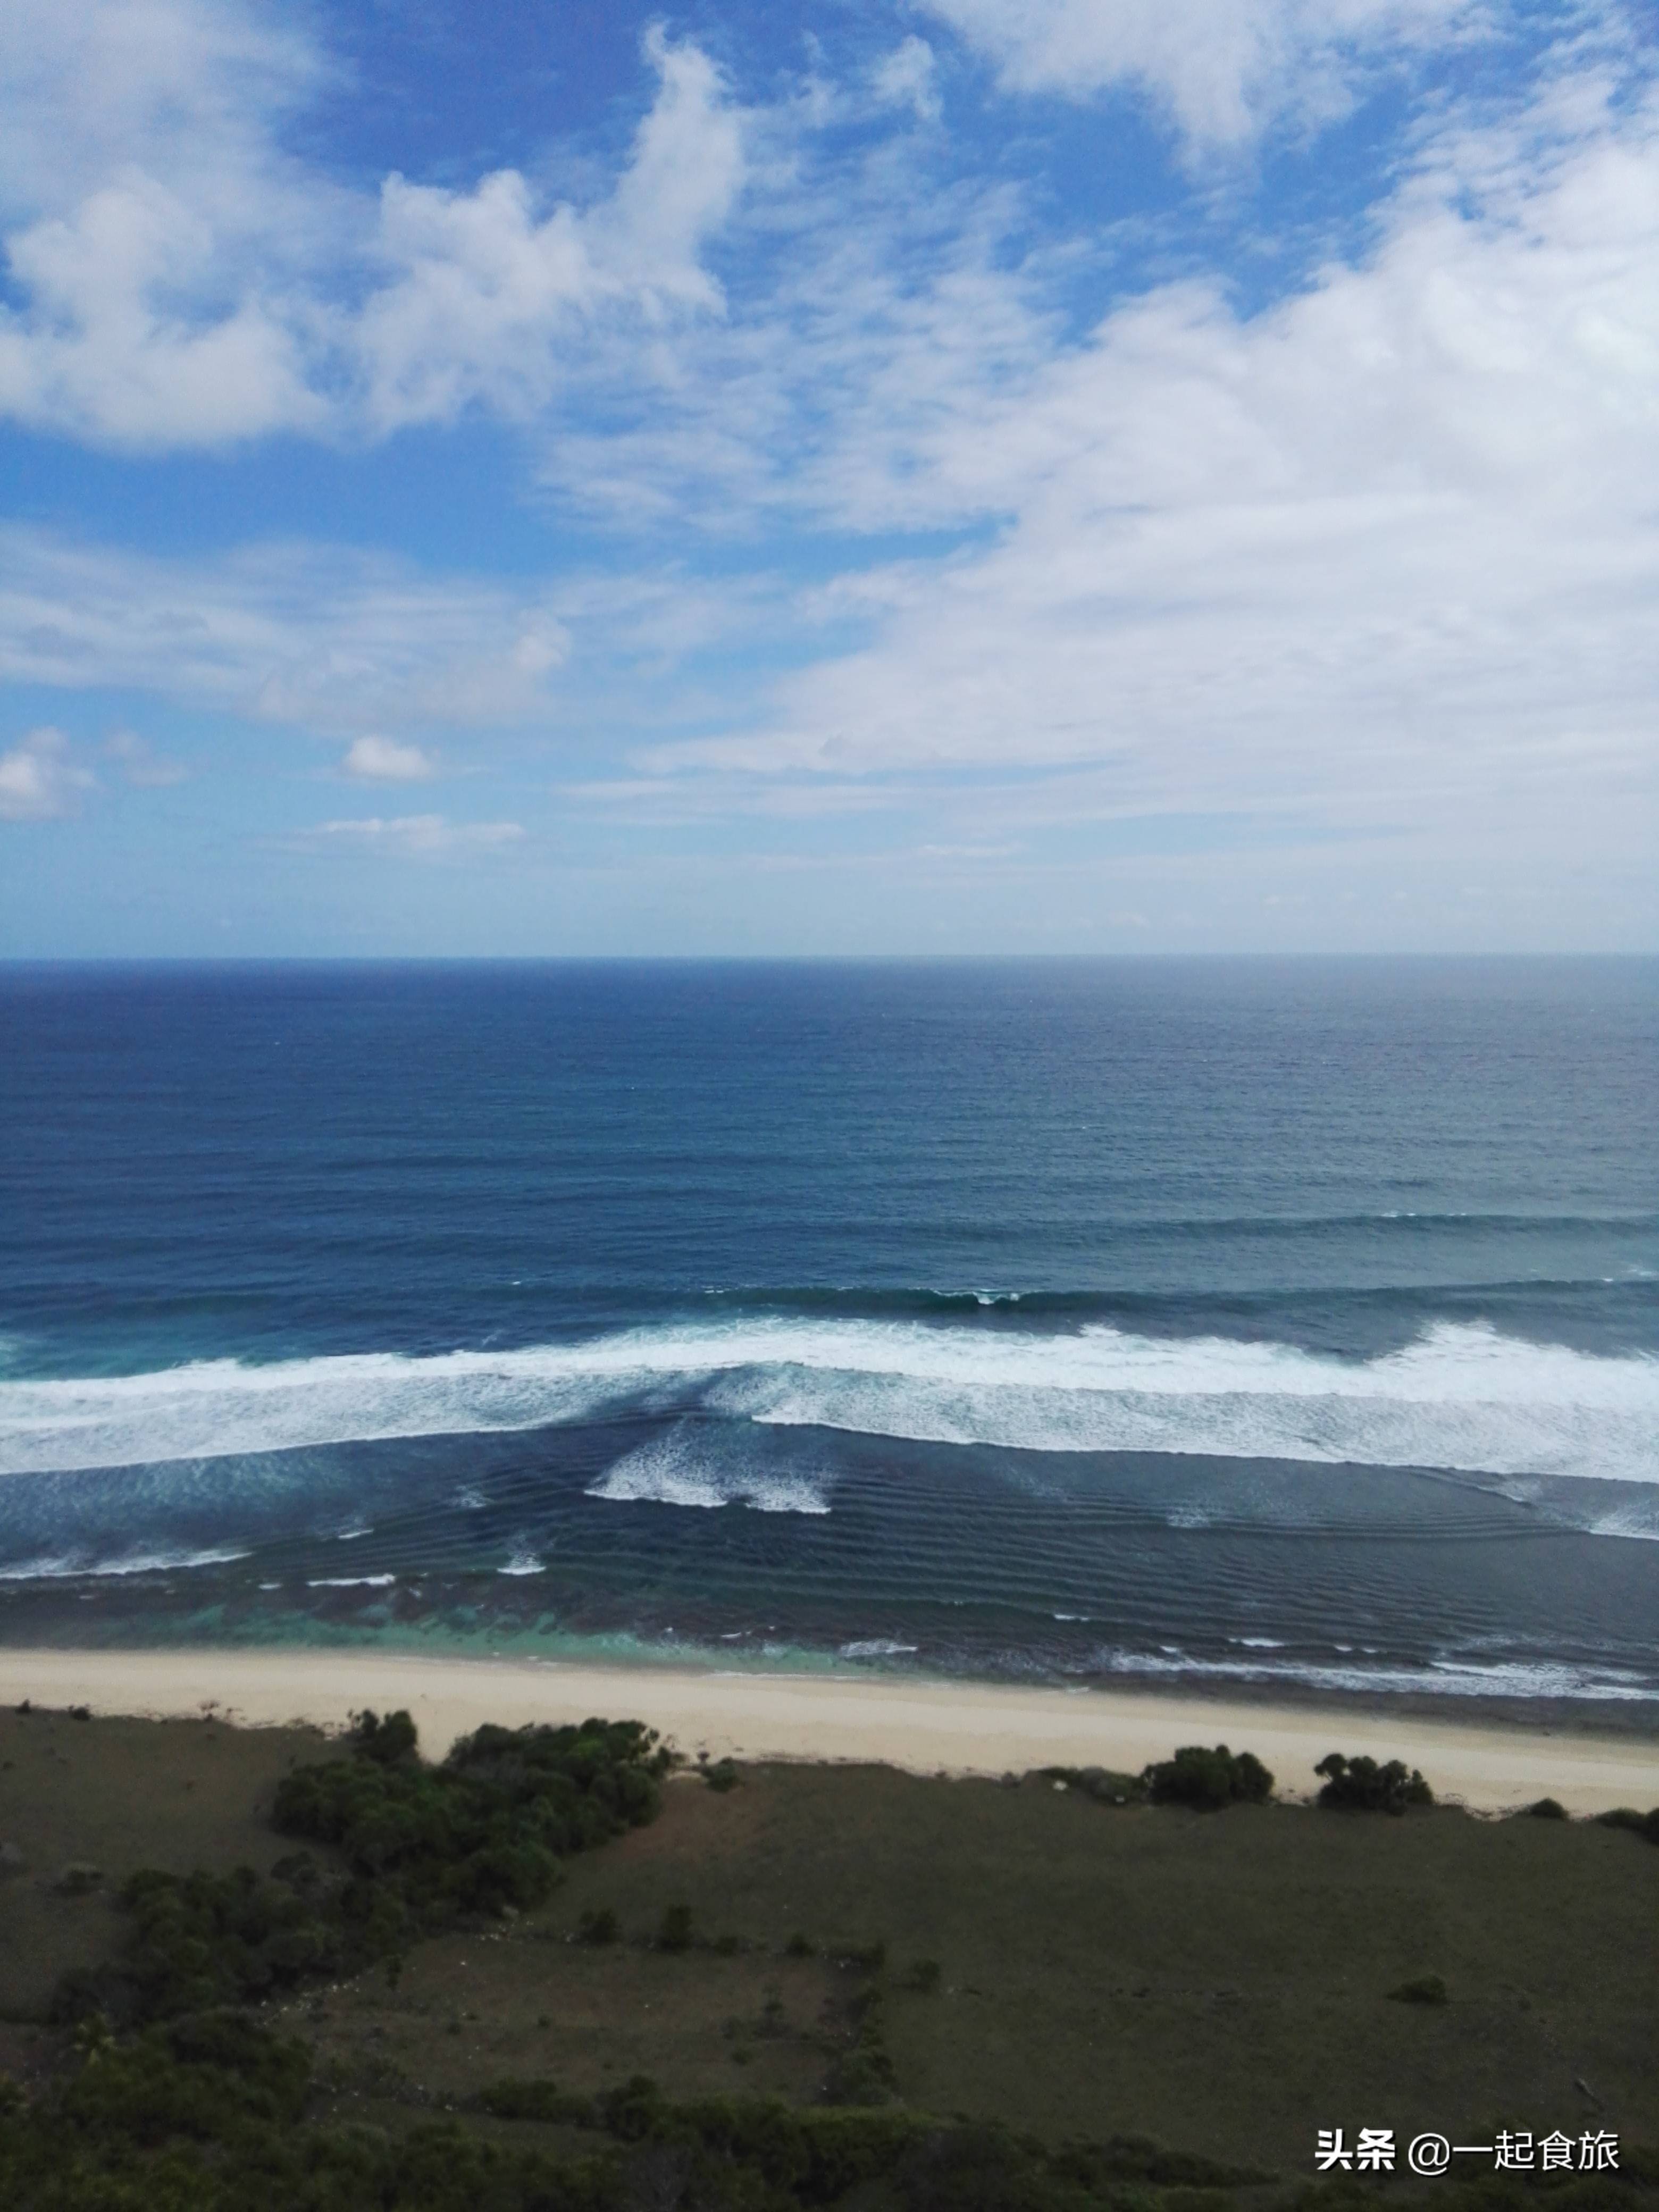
<box><xmin>917</xmin><ymin>0</ymin><xmax>1498</xmax><ymax>149</ymax></box>
<box><xmin>629</xmin><ymin>79</ymin><xmax>1659</xmax><ymax>906</ymax></box>
<box><xmin>873</xmin><ymin>37</ymin><xmax>943</xmax><ymax>123</ymax></box>
<box><xmin>312</xmin><ymin>814</ymin><xmax>525</xmax><ymax>859</ymax></box>
<box><xmin>341</xmin><ymin>735</ymin><xmax>437</xmax><ymax>782</ymax></box>
<box><xmin>0</xmin><ymin>530</ymin><xmax>572</xmax><ymax>734</ymax></box>
<box><xmin>355</xmin><ymin>33</ymin><xmax>743</xmax><ymax>434</ymax></box>
<box><xmin>0</xmin><ymin>0</ymin><xmax>326</xmax><ymax>226</ymax></box>
<box><xmin>0</xmin><ymin>6</ymin><xmax>744</xmax><ymax>448</ymax></box>
<box><xmin>0</xmin><ymin>726</ymin><xmax>95</xmax><ymax>819</ymax></box>
<box><xmin>0</xmin><ymin>0</ymin><xmax>346</xmax><ymax>446</ymax></box>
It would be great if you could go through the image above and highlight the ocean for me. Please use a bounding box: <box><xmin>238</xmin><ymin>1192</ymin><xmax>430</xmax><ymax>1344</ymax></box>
<box><xmin>2</xmin><ymin>958</ymin><xmax>1656</xmax><ymax>1717</ymax></box>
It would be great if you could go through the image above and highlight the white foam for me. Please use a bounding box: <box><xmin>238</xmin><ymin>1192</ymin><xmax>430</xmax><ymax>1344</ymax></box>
<box><xmin>840</xmin><ymin>1638</ymin><xmax>919</xmax><ymax>1657</ymax></box>
<box><xmin>306</xmin><ymin>1573</ymin><xmax>395</xmax><ymax>1589</ymax></box>
<box><xmin>498</xmin><ymin>1551</ymin><xmax>546</xmax><ymax>1576</ymax></box>
<box><xmin>0</xmin><ymin>1545</ymin><xmax>250</xmax><ymax>1582</ymax></box>
<box><xmin>1103</xmin><ymin>1647</ymin><xmax>1655</xmax><ymax>1701</ymax></box>
<box><xmin>0</xmin><ymin>1317</ymin><xmax>1654</xmax><ymax>1491</ymax></box>
<box><xmin>709</xmin><ymin>1318</ymin><xmax>1659</xmax><ymax>1488</ymax></box>
<box><xmin>586</xmin><ymin>1431</ymin><xmax>832</xmax><ymax>1515</ymax></box>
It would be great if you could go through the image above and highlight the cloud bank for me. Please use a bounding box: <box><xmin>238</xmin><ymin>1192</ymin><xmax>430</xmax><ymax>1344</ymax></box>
<box><xmin>1</xmin><ymin>0</ymin><xmax>1654</xmax><ymax>951</ymax></box>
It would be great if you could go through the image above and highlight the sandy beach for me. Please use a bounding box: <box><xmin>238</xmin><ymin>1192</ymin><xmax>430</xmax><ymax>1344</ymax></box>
<box><xmin>3</xmin><ymin>1646</ymin><xmax>1656</xmax><ymax>1814</ymax></box>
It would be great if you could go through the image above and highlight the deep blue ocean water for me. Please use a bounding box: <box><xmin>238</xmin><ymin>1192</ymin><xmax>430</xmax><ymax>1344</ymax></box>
<box><xmin>2</xmin><ymin>958</ymin><xmax>1656</xmax><ymax>1711</ymax></box>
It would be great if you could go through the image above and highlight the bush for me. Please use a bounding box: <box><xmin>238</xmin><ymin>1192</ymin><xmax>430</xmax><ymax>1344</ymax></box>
<box><xmin>474</xmin><ymin>2077</ymin><xmax>596</xmax><ymax>2126</ymax></box>
<box><xmin>703</xmin><ymin>1757</ymin><xmax>742</xmax><ymax>1792</ymax></box>
<box><xmin>1387</xmin><ymin>1975</ymin><xmax>1448</xmax><ymax>2006</ymax></box>
<box><xmin>1526</xmin><ymin>1797</ymin><xmax>1569</xmax><ymax>1820</ymax></box>
<box><xmin>1314</xmin><ymin>1753</ymin><xmax>1434</xmax><ymax>1814</ymax></box>
<box><xmin>1595</xmin><ymin>1806</ymin><xmax>1659</xmax><ymax>1845</ymax></box>
<box><xmin>1142</xmin><ymin>1746</ymin><xmax>1273</xmax><ymax>1812</ymax></box>
<box><xmin>657</xmin><ymin>1903</ymin><xmax>694</xmax><ymax>1953</ymax></box>
<box><xmin>52</xmin><ymin>1711</ymin><xmax>671</xmax><ymax>2029</ymax></box>
<box><xmin>577</xmin><ymin>1905</ymin><xmax>621</xmax><ymax>1946</ymax></box>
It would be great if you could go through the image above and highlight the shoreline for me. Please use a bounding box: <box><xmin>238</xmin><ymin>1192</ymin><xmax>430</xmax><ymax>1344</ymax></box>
<box><xmin>3</xmin><ymin>1645</ymin><xmax>1657</xmax><ymax>1813</ymax></box>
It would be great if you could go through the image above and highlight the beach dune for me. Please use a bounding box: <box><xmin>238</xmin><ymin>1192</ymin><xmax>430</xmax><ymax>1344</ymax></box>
<box><xmin>3</xmin><ymin>1647</ymin><xmax>1656</xmax><ymax>1814</ymax></box>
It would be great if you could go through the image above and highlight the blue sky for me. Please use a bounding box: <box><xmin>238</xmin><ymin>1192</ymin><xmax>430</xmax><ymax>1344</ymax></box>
<box><xmin>2</xmin><ymin>0</ymin><xmax>1655</xmax><ymax>954</ymax></box>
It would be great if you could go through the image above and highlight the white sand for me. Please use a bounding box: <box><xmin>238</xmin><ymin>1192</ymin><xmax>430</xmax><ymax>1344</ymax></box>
<box><xmin>3</xmin><ymin>1647</ymin><xmax>1655</xmax><ymax>1814</ymax></box>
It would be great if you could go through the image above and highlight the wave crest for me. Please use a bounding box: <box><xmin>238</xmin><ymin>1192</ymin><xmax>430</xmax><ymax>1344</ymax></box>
<box><xmin>0</xmin><ymin>1317</ymin><xmax>1654</xmax><ymax>1489</ymax></box>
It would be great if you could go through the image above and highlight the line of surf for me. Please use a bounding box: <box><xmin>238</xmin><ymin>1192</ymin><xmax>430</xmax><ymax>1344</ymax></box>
<box><xmin>0</xmin><ymin>1318</ymin><xmax>1654</xmax><ymax>1485</ymax></box>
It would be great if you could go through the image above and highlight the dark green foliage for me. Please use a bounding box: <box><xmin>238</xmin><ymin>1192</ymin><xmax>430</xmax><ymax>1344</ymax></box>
<box><xmin>784</xmin><ymin>1931</ymin><xmax>815</xmax><ymax>1957</ymax></box>
<box><xmin>704</xmin><ymin>1757</ymin><xmax>742</xmax><ymax>1791</ymax></box>
<box><xmin>273</xmin><ymin>1712</ymin><xmax>666</xmax><ymax>1913</ymax></box>
<box><xmin>1053</xmin><ymin>2136</ymin><xmax>1271</xmax><ymax>2189</ymax></box>
<box><xmin>6</xmin><ymin>2020</ymin><xmax>1659</xmax><ymax>2212</ymax></box>
<box><xmin>1313</xmin><ymin>1753</ymin><xmax>1434</xmax><ymax>1814</ymax></box>
<box><xmin>51</xmin><ymin>1713</ymin><xmax>669</xmax><ymax>2029</ymax></box>
<box><xmin>825</xmin><ymin>1986</ymin><xmax>898</xmax><ymax>2107</ymax></box>
<box><xmin>1387</xmin><ymin>1974</ymin><xmax>1448</xmax><ymax>2005</ymax></box>
<box><xmin>347</xmin><ymin>1706</ymin><xmax>419</xmax><ymax>1765</ymax></box>
<box><xmin>1594</xmin><ymin>1807</ymin><xmax>1659</xmax><ymax>1845</ymax></box>
<box><xmin>657</xmin><ymin>1901</ymin><xmax>694</xmax><ymax>1951</ymax></box>
<box><xmin>894</xmin><ymin>2122</ymin><xmax>1268</xmax><ymax>2210</ymax></box>
<box><xmin>52</xmin><ymin>1859</ymin><xmax>361</xmax><ymax>2026</ymax></box>
<box><xmin>1142</xmin><ymin>1746</ymin><xmax>1274</xmax><ymax>1812</ymax></box>
<box><xmin>577</xmin><ymin>1905</ymin><xmax>621</xmax><ymax>1945</ymax></box>
<box><xmin>1526</xmin><ymin>1797</ymin><xmax>1570</xmax><ymax>1820</ymax></box>
<box><xmin>476</xmin><ymin>2076</ymin><xmax>599</xmax><ymax>2125</ymax></box>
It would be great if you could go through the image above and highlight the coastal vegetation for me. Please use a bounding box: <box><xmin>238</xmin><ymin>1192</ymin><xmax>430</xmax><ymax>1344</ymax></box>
<box><xmin>2</xmin><ymin>1702</ymin><xmax>1657</xmax><ymax>2206</ymax></box>
<box><xmin>46</xmin><ymin>1710</ymin><xmax>669</xmax><ymax>2030</ymax></box>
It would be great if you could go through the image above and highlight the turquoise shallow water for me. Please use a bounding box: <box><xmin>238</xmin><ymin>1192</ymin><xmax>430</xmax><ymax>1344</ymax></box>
<box><xmin>2</xmin><ymin>958</ymin><xmax>1656</xmax><ymax>1708</ymax></box>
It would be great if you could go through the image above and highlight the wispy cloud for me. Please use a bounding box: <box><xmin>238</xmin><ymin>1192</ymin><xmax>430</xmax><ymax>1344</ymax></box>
<box><xmin>2</xmin><ymin>1</ymin><xmax>1656</xmax><ymax>950</ymax></box>
<box><xmin>0</xmin><ymin>529</ymin><xmax>572</xmax><ymax>734</ymax></box>
<box><xmin>632</xmin><ymin>72</ymin><xmax>1659</xmax><ymax>869</ymax></box>
<box><xmin>917</xmin><ymin>0</ymin><xmax>1503</xmax><ymax>150</ymax></box>
<box><xmin>341</xmin><ymin>735</ymin><xmax>437</xmax><ymax>782</ymax></box>
<box><xmin>308</xmin><ymin>815</ymin><xmax>525</xmax><ymax>859</ymax></box>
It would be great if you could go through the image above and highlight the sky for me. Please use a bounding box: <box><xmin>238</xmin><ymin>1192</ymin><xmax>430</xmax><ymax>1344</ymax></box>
<box><xmin>1</xmin><ymin>0</ymin><xmax>1656</xmax><ymax>956</ymax></box>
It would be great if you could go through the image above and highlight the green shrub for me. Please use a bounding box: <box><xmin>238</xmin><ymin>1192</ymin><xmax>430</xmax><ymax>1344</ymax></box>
<box><xmin>51</xmin><ymin>1712</ymin><xmax>670</xmax><ymax>2029</ymax></box>
<box><xmin>657</xmin><ymin>1903</ymin><xmax>694</xmax><ymax>1953</ymax></box>
<box><xmin>785</xmin><ymin>1930</ymin><xmax>815</xmax><ymax>1957</ymax></box>
<box><xmin>703</xmin><ymin>1758</ymin><xmax>742</xmax><ymax>1792</ymax></box>
<box><xmin>474</xmin><ymin>2077</ymin><xmax>596</xmax><ymax>2126</ymax></box>
<box><xmin>1314</xmin><ymin>1753</ymin><xmax>1434</xmax><ymax>1814</ymax></box>
<box><xmin>1595</xmin><ymin>1806</ymin><xmax>1659</xmax><ymax>1845</ymax></box>
<box><xmin>347</xmin><ymin>1707</ymin><xmax>419</xmax><ymax>1765</ymax></box>
<box><xmin>1387</xmin><ymin>1974</ymin><xmax>1448</xmax><ymax>2005</ymax></box>
<box><xmin>1142</xmin><ymin>1746</ymin><xmax>1273</xmax><ymax>1812</ymax></box>
<box><xmin>1526</xmin><ymin>1797</ymin><xmax>1569</xmax><ymax>1820</ymax></box>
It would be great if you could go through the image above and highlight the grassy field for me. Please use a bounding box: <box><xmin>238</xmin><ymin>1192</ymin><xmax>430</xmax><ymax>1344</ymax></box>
<box><xmin>2</xmin><ymin>1703</ymin><xmax>1655</xmax><ymax>2180</ymax></box>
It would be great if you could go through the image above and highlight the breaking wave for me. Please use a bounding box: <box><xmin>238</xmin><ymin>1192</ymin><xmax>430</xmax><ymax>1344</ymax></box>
<box><xmin>0</xmin><ymin>1545</ymin><xmax>250</xmax><ymax>1581</ymax></box>
<box><xmin>0</xmin><ymin>1317</ymin><xmax>1654</xmax><ymax>1490</ymax></box>
<box><xmin>588</xmin><ymin>1430</ymin><xmax>832</xmax><ymax>1514</ymax></box>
